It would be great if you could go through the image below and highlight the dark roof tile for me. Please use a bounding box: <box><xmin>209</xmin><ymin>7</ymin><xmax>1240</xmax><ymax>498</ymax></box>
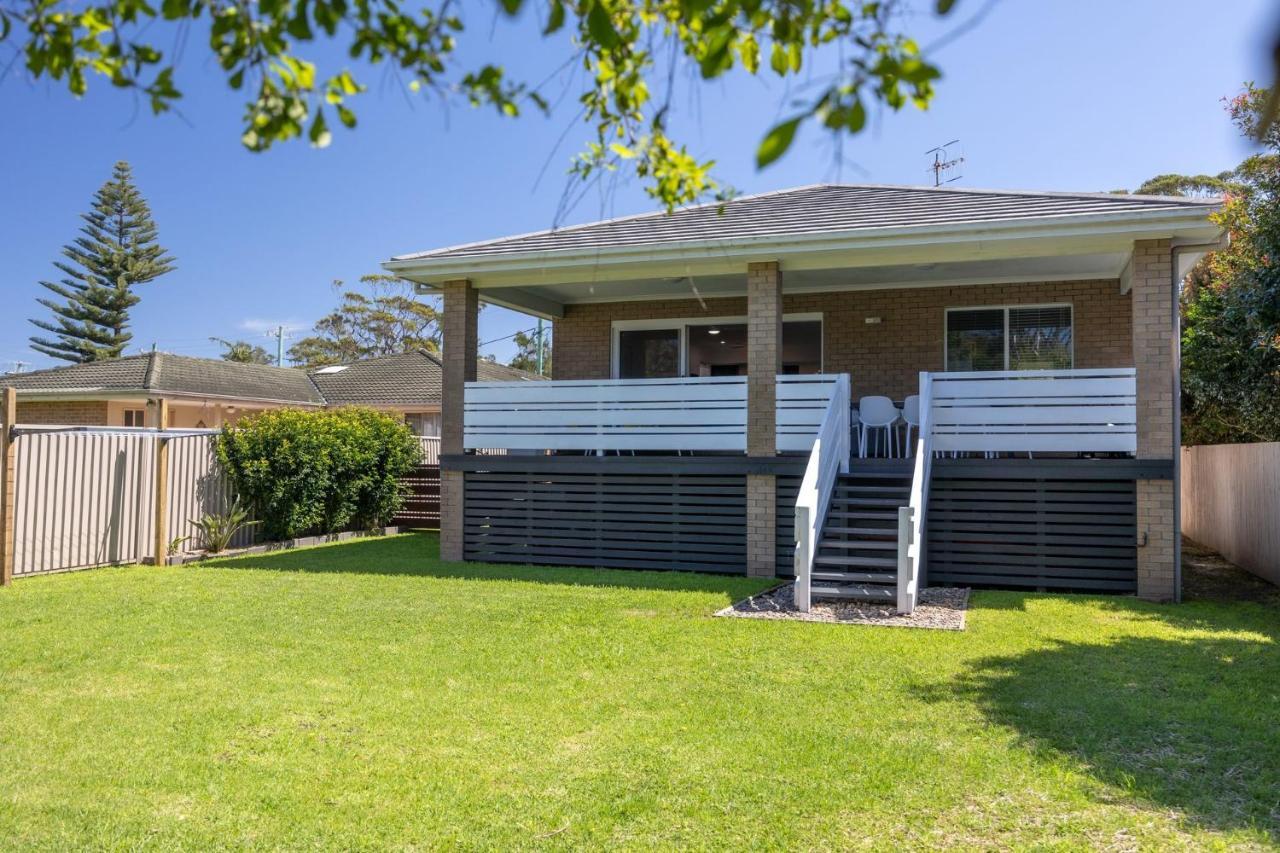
<box><xmin>392</xmin><ymin>183</ymin><xmax>1221</xmax><ymax>262</ymax></box>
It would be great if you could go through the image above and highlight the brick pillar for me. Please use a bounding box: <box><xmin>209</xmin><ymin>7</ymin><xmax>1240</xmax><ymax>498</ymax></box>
<box><xmin>440</xmin><ymin>279</ymin><xmax>478</xmax><ymax>562</ymax></box>
<box><xmin>1131</xmin><ymin>239</ymin><xmax>1177</xmax><ymax>601</ymax></box>
<box><xmin>746</xmin><ymin>262</ymin><xmax>782</xmax><ymax>577</ymax></box>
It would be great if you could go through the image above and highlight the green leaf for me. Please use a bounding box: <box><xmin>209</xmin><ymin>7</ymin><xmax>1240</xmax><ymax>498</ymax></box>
<box><xmin>586</xmin><ymin>2</ymin><xmax>621</xmax><ymax>49</ymax></box>
<box><xmin>544</xmin><ymin>0</ymin><xmax>565</xmax><ymax>35</ymax></box>
<box><xmin>336</xmin><ymin>104</ymin><xmax>356</xmax><ymax>128</ymax></box>
<box><xmin>769</xmin><ymin>42</ymin><xmax>788</xmax><ymax>75</ymax></box>
<box><xmin>159</xmin><ymin>0</ymin><xmax>187</xmax><ymax>20</ymax></box>
<box><xmin>936</xmin><ymin>0</ymin><xmax>956</xmax><ymax>12</ymax></box>
<box><xmin>499</xmin><ymin>0</ymin><xmax>522</xmax><ymax>14</ymax></box>
<box><xmin>309</xmin><ymin>109</ymin><xmax>331</xmax><ymax>147</ymax></box>
<box><xmin>287</xmin><ymin>5</ymin><xmax>313</xmax><ymax>40</ymax></box>
<box><xmin>699</xmin><ymin>25</ymin><xmax>735</xmax><ymax>79</ymax></box>
<box><xmin>756</xmin><ymin>115</ymin><xmax>801</xmax><ymax>168</ymax></box>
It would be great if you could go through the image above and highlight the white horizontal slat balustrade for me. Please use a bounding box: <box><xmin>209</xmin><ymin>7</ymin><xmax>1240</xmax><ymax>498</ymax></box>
<box><xmin>463</xmin><ymin>375</ymin><xmax>841</xmax><ymax>453</ymax></box>
<box><xmin>928</xmin><ymin>368</ymin><xmax>1137</xmax><ymax>454</ymax></box>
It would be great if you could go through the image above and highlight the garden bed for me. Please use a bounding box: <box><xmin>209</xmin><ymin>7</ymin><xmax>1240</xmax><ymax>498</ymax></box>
<box><xmin>167</xmin><ymin>526</ymin><xmax>403</xmax><ymax>565</ymax></box>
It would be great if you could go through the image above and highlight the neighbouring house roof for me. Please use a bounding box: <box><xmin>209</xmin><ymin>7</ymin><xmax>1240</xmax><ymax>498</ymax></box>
<box><xmin>2</xmin><ymin>349</ymin><xmax>543</xmax><ymax>407</ymax></box>
<box><xmin>307</xmin><ymin>350</ymin><xmax>542</xmax><ymax>407</ymax></box>
<box><xmin>2</xmin><ymin>352</ymin><xmax>326</xmax><ymax>405</ymax></box>
<box><xmin>390</xmin><ymin>183</ymin><xmax>1223</xmax><ymax>263</ymax></box>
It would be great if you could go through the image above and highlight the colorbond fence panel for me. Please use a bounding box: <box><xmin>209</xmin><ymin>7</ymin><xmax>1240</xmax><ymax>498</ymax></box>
<box><xmin>165</xmin><ymin>435</ymin><xmax>252</xmax><ymax>553</ymax></box>
<box><xmin>10</xmin><ymin>428</ymin><xmax>418</xmax><ymax>576</ymax></box>
<box><xmin>12</xmin><ymin>431</ymin><xmax>158</xmax><ymax>575</ymax></box>
<box><xmin>1182</xmin><ymin>443</ymin><xmax>1280</xmax><ymax>586</ymax></box>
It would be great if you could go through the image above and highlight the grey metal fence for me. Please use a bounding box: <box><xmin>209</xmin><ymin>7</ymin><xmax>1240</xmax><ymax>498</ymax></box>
<box><xmin>10</xmin><ymin>428</ymin><xmax>245</xmax><ymax>576</ymax></box>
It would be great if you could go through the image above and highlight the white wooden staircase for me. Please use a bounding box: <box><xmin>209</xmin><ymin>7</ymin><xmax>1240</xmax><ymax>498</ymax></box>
<box><xmin>810</xmin><ymin>462</ymin><xmax>912</xmax><ymax>602</ymax></box>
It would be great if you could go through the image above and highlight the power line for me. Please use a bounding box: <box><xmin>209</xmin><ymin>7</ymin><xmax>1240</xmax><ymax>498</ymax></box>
<box><xmin>479</xmin><ymin>326</ymin><xmax>540</xmax><ymax>349</ymax></box>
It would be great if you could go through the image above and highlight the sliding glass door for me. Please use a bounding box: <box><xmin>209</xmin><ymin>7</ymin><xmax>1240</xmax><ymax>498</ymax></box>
<box><xmin>613</xmin><ymin>317</ymin><xmax>822</xmax><ymax>378</ymax></box>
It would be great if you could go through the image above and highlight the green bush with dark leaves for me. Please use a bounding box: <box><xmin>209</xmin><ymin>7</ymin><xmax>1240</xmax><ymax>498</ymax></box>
<box><xmin>215</xmin><ymin>407</ymin><xmax>422</xmax><ymax>542</ymax></box>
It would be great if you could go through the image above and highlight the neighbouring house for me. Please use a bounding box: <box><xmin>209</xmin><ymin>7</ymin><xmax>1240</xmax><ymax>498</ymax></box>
<box><xmin>305</xmin><ymin>351</ymin><xmax>540</xmax><ymax>436</ymax></box>
<box><xmin>0</xmin><ymin>349</ymin><xmax>541</xmax><ymax>432</ymax></box>
<box><xmin>384</xmin><ymin>183</ymin><xmax>1226</xmax><ymax>608</ymax></box>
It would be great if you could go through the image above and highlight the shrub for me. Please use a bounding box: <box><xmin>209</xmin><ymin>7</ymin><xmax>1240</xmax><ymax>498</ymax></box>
<box><xmin>191</xmin><ymin>498</ymin><xmax>259</xmax><ymax>553</ymax></box>
<box><xmin>215</xmin><ymin>408</ymin><xmax>422</xmax><ymax>541</ymax></box>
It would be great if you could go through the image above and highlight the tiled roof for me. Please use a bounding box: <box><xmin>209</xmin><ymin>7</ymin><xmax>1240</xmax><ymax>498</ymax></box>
<box><xmin>392</xmin><ymin>183</ymin><xmax>1221</xmax><ymax>262</ymax></box>
<box><xmin>1</xmin><ymin>352</ymin><xmax>323</xmax><ymax>404</ymax></box>
<box><xmin>308</xmin><ymin>351</ymin><xmax>542</xmax><ymax>406</ymax></box>
<box><xmin>151</xmin><ymin>353</ymin><xmax>326</xmax><ymax>404</ymax></box>
<box><xmin>2</xmin><ymin>350</ymin><xmax>542</xmax><ymax>406</ymax></box>
<box><xmin>0</xmin><ymin>354</ymin><xmax>154</xmax><ymax>391</ymax></box>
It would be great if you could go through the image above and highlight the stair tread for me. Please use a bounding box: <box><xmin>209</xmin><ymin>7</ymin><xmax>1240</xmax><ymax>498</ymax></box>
<box><xmin>818</xmin><ymin>538</ymin><xmax>897</xmax><ymax>550</ymax></box>
<box><xmin>811</xmin><ymin>571</ymin><xmax>896</xmax><ymax>583</ymax></box>
<box><xmin>827</xmin><ymin>511</ymin><xmax>898</xmax><ymax>520</ymax></box>
<box><xmin>814</xmin><ymin>554</ymin><xmax>897</xmax><ymax>568</ymax></box>
<box><xmin>810</xmin><ymin>584</ymin><xmax>897</xmax><ymax>601</ymax></box>
<box><xmin>830</xmin><ymin>497</ymin><xmax>908</xmax><ymax>507</ymax></box>
<box><xmin>823</xmin><ymin>526</ymin><xmax>897</xmax><ymax>536</ymax></box>
<box><xmin>836</xmin><ymin>485</ymin><xmax>910</xmax><ymax>493</ymax></box>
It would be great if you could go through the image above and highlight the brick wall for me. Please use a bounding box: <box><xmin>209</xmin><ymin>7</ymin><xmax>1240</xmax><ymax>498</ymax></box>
<box><xmin>746</xmin><ymin>474</ymin><xmax>776</xmax><ymax>577</ymax></box>
<box><xmin>440</xmin><ymin>279</ymin><xmax>478</xmax><ymax>562</ymax></box>
<box><xmin>551</xmin><ymin>278</ymin><xmax>1132</xmax><ymax>398</ymax></box>
<box><xmin>14</xmin><ymin>400</ymin><xmax>111</xmax><ymax>425</ymax></box>
<box><xmin>1130</xmin><ymin>240</ymin><xmax>1177</xmax><ymax>601</ymax></box>
<box><xmin>746</xmin><ymin>262</ymin><xmax>781</xmax><ymax>457</ymax></box>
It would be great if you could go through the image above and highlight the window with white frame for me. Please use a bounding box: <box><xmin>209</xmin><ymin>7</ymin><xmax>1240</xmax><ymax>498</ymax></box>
<box><xmin>122</xmin><ymin>408</ymin><xmax>147</xmax><ymax>427</ymax></box>
<box><xmin>945</xmin><ymin>305</ymin><xmax>1073</xmax><ymax>371</ymax></box>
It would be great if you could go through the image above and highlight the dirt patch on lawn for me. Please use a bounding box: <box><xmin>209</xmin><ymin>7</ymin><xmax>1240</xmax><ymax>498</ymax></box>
<box><xmin>1181</xmin><ymin>537</ymin><xmax>1280</xmax><ymax>606</ymax></box>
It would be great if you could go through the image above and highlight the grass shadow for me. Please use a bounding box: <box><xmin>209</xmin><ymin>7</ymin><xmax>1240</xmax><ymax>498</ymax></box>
<box><xmin>201</xmin><ymin>531</ymin><xmax>770</xmax><ymax>597</ymax></box>
<box><xmin>945</xmin><ymin>605</ymin><xmax>1280</xmax><ymax>840</ymax></box>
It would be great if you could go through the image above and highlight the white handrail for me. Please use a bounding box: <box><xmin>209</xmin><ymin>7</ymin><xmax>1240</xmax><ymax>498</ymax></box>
<box><xmin>794</xmin><ymin>373</ymin><xmax>850</xmax><ymax>612</ymax></box>
<box><xmin>898</xmin><ymin>371</ymin><xmax>932</xmax><ymax>614</ymax></box>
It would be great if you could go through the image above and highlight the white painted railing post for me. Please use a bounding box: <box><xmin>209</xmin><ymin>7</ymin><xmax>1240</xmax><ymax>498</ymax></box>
<box><xmin>897</xmin><ymin>504</ymin><xmax>915</xmax><ymax>614</ymax></box>
<box><xmin>898</xmin><ymin>371</ymin><xmax>932</xmax><ymax>615</ymax></box>
<box><xmin>794</xmin><ymin>504</ymin><xmax>811</xmax><ymax>611</ymax></box>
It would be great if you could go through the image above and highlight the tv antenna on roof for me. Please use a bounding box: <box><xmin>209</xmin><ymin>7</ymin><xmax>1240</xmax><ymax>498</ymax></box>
<box><xmin>926</xmin><ymin>140</ymin><xmax>964</xmax><ymax>186</ymax></box>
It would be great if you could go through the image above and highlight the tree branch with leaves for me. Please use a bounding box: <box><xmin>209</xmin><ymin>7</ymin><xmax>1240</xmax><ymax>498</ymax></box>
<box><xmin>288</xmin><ymin>274</ymin><xmax>443</xmax><ymax>367</ymax></box>
<box><xmin>2</xmin><ymin>0</ymin><xmax>954</xmax><ymax>210</ymax></box>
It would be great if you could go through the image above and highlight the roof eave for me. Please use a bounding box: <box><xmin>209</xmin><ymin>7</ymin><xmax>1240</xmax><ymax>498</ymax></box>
<box><xmin>385</xmin><ymin>206</ymin><xmax>1224</xmax><ymax>289</ymax></box>
<box><xmin>9</xmin><ymin>388</ymin><xmax>325</xmax><ymax>406</ymax></box>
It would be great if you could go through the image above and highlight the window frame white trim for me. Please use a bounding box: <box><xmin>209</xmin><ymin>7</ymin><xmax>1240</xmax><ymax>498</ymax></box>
<box><xmin>943</xmin><ymin>303</ymin><xmax>1075</xmax><ymax>372</ymax></box>
<box><xmin>610</xmin><ymin>313</ymin><xmax>824</xmax><ymax>378</ymax></box>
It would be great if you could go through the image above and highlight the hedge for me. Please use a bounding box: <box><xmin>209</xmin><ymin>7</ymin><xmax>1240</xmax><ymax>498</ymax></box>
<box><xmin>215</xmin><ymin>407</ymin><xmax>422</xmax><ymax>542</ymax></box>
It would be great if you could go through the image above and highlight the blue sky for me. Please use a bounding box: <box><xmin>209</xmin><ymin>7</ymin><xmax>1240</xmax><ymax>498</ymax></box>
<box><xmin>1</xmin><ymin>0</ymin><xmax>1274</xmax><ymax>372</ymax></box>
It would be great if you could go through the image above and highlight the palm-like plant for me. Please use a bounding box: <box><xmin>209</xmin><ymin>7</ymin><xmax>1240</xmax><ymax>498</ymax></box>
<box><xmin>191</xmin><ymin>498</ymin><xmax>259</xmax><ymax>554</ymax></box>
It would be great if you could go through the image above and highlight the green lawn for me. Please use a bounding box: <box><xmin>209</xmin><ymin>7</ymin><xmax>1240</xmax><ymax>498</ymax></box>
<box><xmin>0</xmin><ymin>532</ymin><xmax>1276</xmax><ymax>849</ymax></box>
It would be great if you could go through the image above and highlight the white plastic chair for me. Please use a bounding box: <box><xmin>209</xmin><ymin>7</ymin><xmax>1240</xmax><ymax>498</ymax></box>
<box><xmin>850</xmin><ymin>405</ymin><xmax>863</xmax><ymax>458</ymax></box>
<box><xmin>858</xmin><ymin>396</ymin><xmax>900</xmax><ymax>458</ymax></box>
<box><xmin>901</xmin><ymin>395</ymin><xmax>920</xmax><ymax>457</ymax></box>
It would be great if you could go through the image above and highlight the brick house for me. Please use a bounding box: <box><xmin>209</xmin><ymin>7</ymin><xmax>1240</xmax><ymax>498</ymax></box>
<box><xmin>385</xmin><ymin>184</ymin><xmax>1224</xmax><ymax>607</ymax></box>
<box><xmin>1</xmin><ymin>350</ymin><xmax>539</xmax><ymax>433</ymax></box>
